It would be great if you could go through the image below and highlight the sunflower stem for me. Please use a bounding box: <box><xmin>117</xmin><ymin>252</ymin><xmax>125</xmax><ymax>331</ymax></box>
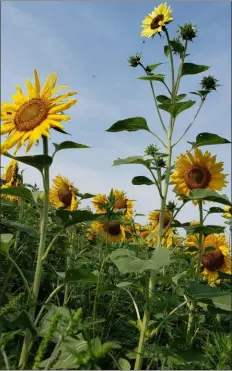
<box><xmin>19</xmin><ymin>136</ymin><xmax>50</xmax><ymax>369</ymax></box>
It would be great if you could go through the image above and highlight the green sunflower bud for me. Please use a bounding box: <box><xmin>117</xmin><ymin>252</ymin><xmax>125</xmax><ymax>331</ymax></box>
<box><xmin>128</xmin><ymin>53</ymin><xmax>142</xmax><ymax>68</ymax></box>
<box><xmin>200</xmin><ymin>75</ymin><xmax>220</xmax><ymax>92</ymax></box>
<box><xmin>179</xmin><ymin>23</ymin><xmax>197</xmax><ymax>41</ymax></box>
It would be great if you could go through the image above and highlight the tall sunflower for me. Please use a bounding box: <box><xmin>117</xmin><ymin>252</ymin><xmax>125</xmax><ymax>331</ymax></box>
<box><xmin>92</xmin><ymin>189</ymin><xmax>134</xmax><ymax>219</ymax></box>
<box><xmin>49</xmin><ymin>175</ymin><xmax>79</xmax><ymax>211</ymax></box>
<box><xmin>148</xmin><ymin>209</ymin><xmax>175</xmax><ymax>248</ymax></box>
<box><xmin>171</xmin><ymin>148</ymin><xmax>227</xmax><ymax>202</ymax></box>
<box><xmin>90</xmin><ymin>220</ymin><xmax>125</xmax><ymax>243</ymax></box>
<box><xmin>141</xmin><ymin>2</ymin><xmax>173</xmax><ymax>38</ymax></box>
<box><xmin>223</xmin><ymin>206</ymin><xmax>232</xmax><ymax>219</ymax></box>
<box><xmin>1</xmin><ymin>159</ymin><xmax>20</xmax><ymax>201</ymax></box>
<box><xmin>185</xmin><ymin>233</ymin><xmax>231</xmax><ymax>285</ymax></box>
<box><xmin>1</xmin><ymin>69</ymin><xmax>77</xmax><ymax>153</ymax></box>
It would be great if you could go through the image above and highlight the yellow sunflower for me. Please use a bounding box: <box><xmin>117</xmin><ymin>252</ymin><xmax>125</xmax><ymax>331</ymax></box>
<box><xmin>92</xmin><ymin>189</ymin><xmax>134</xmax><ymax>219</ymax></box>
<box><xmin>90</xmin><ymin>220</ymin><xmax>125</xmax><ymax>243</ymax></box>
<box><xmin>141</xmin><ymin>2</ymin><xmax>173</xmax><ymax>38</ymax></box>
<box><xmin>148</xmin><ymin>209</ymin><xmax>175</xmax><ymax>248</ymax></box>
<box><xmin>171</xmin><ymin>148</ymin><xmax>228</xmax><ymax>203</ymax></box>
<box><xmin>185</xmin><ymin>233</ymin><xmax>231</xmax><ymax>285</ymax></box>
<box><xmin>1</xmin><ymin>159</ymin><xmax>20</xmax><ymax>201</ymax></box>
<box><xmin>223</xmin><ymin>206</ymin><xmax>232</xmax><ymax>219</ymax></box>
<box><xmin>49</xmin><ymin>175</ymin><xmax>79</xmax><ymax>211</ymax></box>
<box><xmin>1</xmin><ymin>69</ymin><xmax>77</xmax><ymax>154</ymax></box>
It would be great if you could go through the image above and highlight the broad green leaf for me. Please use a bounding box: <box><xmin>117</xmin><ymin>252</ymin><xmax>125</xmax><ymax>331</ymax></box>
<box><xmin>150</xmin><ymin>247</ymin><xmax>171</xmax><ymax>270</ymax></box>
<box><xmin>39</xmin><ymin>305</ymin><xmax>72</xmax><ymax>340</ymax></box>
<box><xmin>56</xmin><ymin>209</ymin><xmax>100</xmax><ymax>227</ymax></box>
<box><xmin>4</xmin><ymin>153</ymin><xmax>53</xmax><ymax>173</ymax></box>
<box><xmin>0</xmin><ymin>199</ymin><xmax>16</xmax><ymax>207</ymax></box>
<box><xmin>0</xmin><ymin>186</ymin><xmax>34</xmax><ymax>203</ymax></box>
<box><xmin>182</xmin><ymin>63</ymin><xmax>209</xmax><ymax>76</ymax></box>
<box><xmin>132</xmin><ymin>176</ymin><xmax>154</xmax><ymax>186</ymax></box>
<box><xmin>169</xmin><ymin>40</ymin><xmax>184</xmax><ymax>54</ymax></box>
<box><xmin>147</xmin><ymin>63</ymin><xmax>165</xmax><ymax>71</ymax></box>
<box><xmin>53</xmin><ymin>140</ymin><xmax>91</xmax><ymax>155</ymax></box>
<box><xmin>138</xmin><ymin>74</ymin><xmax>165</xmax><ymax>83</ymax></box>
<box><xmin>119</xmin><ymin>358</ymin><xmax>131</xmax><ymax>370</ymax></box>
<box><xmin>188</xmin><ymin>132</ymin><xmax>231</xmax><ymax>148</ymax></box>
<box><xmin>106</xmin><ymin>117</ymin><xmax>150</xmax><ymax>133</ymax></box>
<box><xmin>208</xmin><ymin>207</ymin><xmax>224</xmax><ymax>214</ymax></box>
<box><xmin>113</xmin><ymin>156</ymin><xmax>151</xmax><ymax>168</ymax></box>
<box><xmin>8</xmin><ymin>311</ymin><xmax>37</xmax><ymax>336</ymax></box>
<box><xmin>156</xmin><ymin>95</ymin><xmax>170</xmax><ymax>103</ymax></box>
<box><xmin>176</xmin><ymin>94</ymin><xmax>187</xmax><ymax>102</ymax></box>
<box><xmin>0</xmin><ymin>234</ymin><xmax>14</xmax><ymax>256</ymax></box>
<box><xmin>218</xmin><ymin>272</ymin><xmax>232</xmax><ymax>280</ymax></box>
<box><xmin>164</xmin><ymin>45</ymin><xmax>170</xmax><ymax>57</ymax></box>
<box><xmin>188</xmin><ymin>189</ymin><xmax>231</xmax><ymax>206</ymax></box>
<box><xmin>65</xmin><ymin>268</ymin><xmax>98</xmax><ymax>284</ymax></box>
<box><xmin>0</xmin><ymin>220</ymin><xmax>39</xmax><ymax>238</ymax></box>
<box><xmin>158</xmin><ymin>100</ymin><xmax>196</xmax><ymax>118</ymax></box>
<box><xmin>183</xmin><ymin>224</ymin><xmax>225</xmax><ymax>235</ymax></box>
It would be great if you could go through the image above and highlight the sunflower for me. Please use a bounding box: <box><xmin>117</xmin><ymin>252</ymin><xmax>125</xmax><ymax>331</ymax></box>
<box><xmin>90</xmin><ymin>220</ymin><xmax>125</xmax><ymax>243</ymax></box>
<box><xmin>223</xmin><ymin>206</ymin><xmax>232</xmax><ymax>219</ymax></box>
<box><xmin>171</xmin><ymin>148</ymin><xmax>228</xmax><ymax>203</ymax></box>
<box><xmin>1</xmin><ymin>69</ymin><xmax>77</xmax><ymax>154</ymax></box>
<box><xmin>149</xmin><ymin>209</ymin><xmax>172</xmax><ymax>228</ymax></box>
<box><xmin>92</xmin><ymin>189</ymin><xmax>134</xmax><ymax>219</ymax></box>
<box><xmin>185</xmin><ymin>233</ymin><xmax>231</xmax><ymax>285</ymax></box>
<box><xmin>1</xmin><ymin>159</ymin><xmax>20</xmax><ymax>201</ymax></box>
<box><xmin>49</xmin><ymin>175</ymin><xmax>79</xmax><ymax>211</ymax></box>
<box><xmin>141</xmin><ymin>2</ymin><xmax>173</xmax><ymax>38</ymax></box>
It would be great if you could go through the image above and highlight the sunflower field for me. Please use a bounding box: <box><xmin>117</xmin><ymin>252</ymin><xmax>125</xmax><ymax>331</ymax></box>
<box><xmin>0</xmin><ymin>2</ymin><xmax>232</xmax><ymax>370</ymax></box>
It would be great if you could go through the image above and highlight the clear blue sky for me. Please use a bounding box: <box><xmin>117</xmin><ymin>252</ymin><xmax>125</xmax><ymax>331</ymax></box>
<box><xmin>1</xmin><ymin>1</ymin><xmax>231</xmax><ymax>227</ymax></box>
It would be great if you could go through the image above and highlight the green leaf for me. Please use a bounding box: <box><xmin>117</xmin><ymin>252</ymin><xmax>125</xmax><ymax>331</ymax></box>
<box><xmin>0</xmin><ymin>220</ymin><xmax>39</xmax><ymax>238</ymax></box>
<box><xmin>183</xmin><ymin>224</ymin><xmax>225</xmax><ymax>235</ymax></box>
<box><xmin>156</xmin><ymin>95</ymin><xmax>171</xmax><ymax>103</ymax></box>
<box><xmin>39</xmin><ymin>305</ymin><xmax>72</xmax><ymax>340</ymax></box>
<box><xmin>169</xmin><ymin>40</ymin><xmax>184</xmax><ymax>54</ymax></box>
<box><xmin>56</xmin><ymin>209</ymin><xmax>100</xmax><ymax>227</ymax></box>
<box><xmin>65</xmin><ymin>268</ymin><xmax>98</xmax><ymax>284</ymax></box>
<box><xmin>53</xmin><ymin>141</ymin><xmax>91</xmax><ymax>155</ymax></box>
<box><xmin>208</xmin><ymin>206</ymin><xmax>224</xmax><ymax>214</ymax></box>
<box><xmin>119</xmin><ymin>358</ymin><xmax>131</xmax><ymax>370</ymax></box>
<box><xmin>0</xmin><ymin>199</ymin><xmax>16</xmax><ymax>207</ymax></box>
<box><xmin>164</xmin><ymin>45</ymin><xmax>170</xmax><ymax>57</ymax></box>
<box><xmin>116</xmin><ymin>281</ymin><xmax>132</xmax><ymax>288</ymax></box>
<box><xmin>188</xmin><ymin>132</ymin><xmax>231</xmax><ymax>148</ymax></box>
<box><xmin>76</xmin><ymin>192</ymin><xmax>95</xmax><ymax>200</ymax></box>
<box><xmin>188</xmin><ymin>189</ymin><xmax>231</xmax><ymax>206</ymax></box>
<box><xmin>147</xmin><ymin>63</ymin><xmax>165</xmax><ymax>71</ymax></box>
<box><xmin>158</xmin><ymin>100</ymin><xmax>196</xmax><ymax>118</ymax></box>
<box><xmin>113</xmin><ymin>156</ymin><xmax>151</xmax><ymax>168</ymax></box>
<box><xmin>138</xmin><ymin>74</ymin><xmax>165</xmax><ymax>83</ymax></box>
<box><xmin>132</xmin><ymin>176</ymin><xmax>154</xmax><ymax>186</ymax></box>
<box><xmin>0</xmin><ymin>186</ymin><xmax>34</xmax><ymax>203</ymax></box>
<box><xmin>8</xmin><ymin>311</ymin><xmax>37</xmax><ymax>336</ymax></box>
<box><xmin>182</xmin><ymin>63</ymin><xmax>209</xmax><ymax>76</ymax></box>
<box><xmin>150</xmin><ymin>247</ymin><xmax>171</xmax><ymax>270</ymax></box>
<box><xmin>52</xmin><ymin>126</ymin><xmax>71</xmax><ymax>135</ymax></box>
<box><xmin>106</xmin><ymin>117</ymin><xmax>150</xmax><ymax>133</ymax></box>
<box><xmin>176</xmin><ymin>94</ymin><xmax>187</xmax><ymax>102</ymax></box>
<box><xmin>0</xmin><ymin>234</ymin><xmax>14</xmax><ymax>256</ymax></box>
<box><xmin>4</xmin><ymin>153</ymin><xmax>53</xmax><ymax>173</ymax></box>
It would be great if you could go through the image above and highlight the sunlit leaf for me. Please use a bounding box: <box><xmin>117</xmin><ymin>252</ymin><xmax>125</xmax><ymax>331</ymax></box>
<box><xmin>106</xmin><ymin>117</ymin><xmax>150</xmax><ymax>133</ymax></box>
<box><xmin>53</xmin><ymin>141</ymin><xmax>91</xmax><ymax>156</ymax></box>
<box><xmin>182</xmin><ymin>63</ymin><xmax>209</xmax><ymax>76</ymax></box>
<box><xmin>138</xmin><ymin>74</ymin><xmax>165</xmax><ymax>83</ymax></box>
<box><xmin>0</xmin><ymin>186</ymin><xmax>34</xmax><ymax>203</ymax></box>
<box><xmin>158</xmin><ymin>100</ymin><xmax>196</xmax><ymax>118</ymax></box>
<box><xmin>188</xmin><ymin>132</ymin><xmax>231</xmax><ymax>148</ymax></box>
<box><xmin>0</xmin><ymin>220</ymin><xmax>39</xmax><ymax>238</ymax></box>
<box><xmin>4</xmin><ymin>153</ymin><xmax>53</xmax><ymax>173</ymax></box>
<box><xmin>113</xmin><ymin>156</ymin><xmax>151</xmax><ymax>168</ymax></box>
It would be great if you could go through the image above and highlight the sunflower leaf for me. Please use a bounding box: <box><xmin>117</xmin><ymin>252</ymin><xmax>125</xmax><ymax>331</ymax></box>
<box><xmin>132</xmin><ymin>176</ymin><xmax>154</xmax><ymax>186</ymax></box>
<box><xmin>56</xmin><ymin>209</ymin><xmax>100</xmax><ymax>228</ymax></box>
<box><xmin>147</xmin><ymin>63</ymin><xmax>165</xmax><ymax>72</ymax></box>
<box><xmin>138</xmin><ymin>74</ymin><xmax>165</xmax><ymax>83</ymax></box>
<box><xmin>113</xmin><ymin>156</ymin><xmax>151</xmax><ymax>168</ymax></box>
<box><xmin>188</xmin><ymin>189</ymin><xmax>231</xmax><ymax>206</ymax></box>
<box><xmin>156</xmin><ymin>95</ymin><xmax>171</xmax><ymax>103</ymax></box>
<box><xmin>65</xmin><ymin>268</ymin><xmax>98</xmax><ymax>284</ymax></box>
<box><xmin>158</xmin><ymin>100</ymin><xmax>196</xmax><ymax>118</ymax></box>
<box><xmin>182</xmin><ymin>63</ymin><xmax>209</xmax><ymax>76</ymax></box>
<box><xmin>184</xmin><ymin>225</ymin><xmax>225</xmax><ymax>235</ymax></box>
<box><xmin>0</xmin><ymin>220</ymin><xmax>39</xmax><ymax>238</ymax></box>
<box><xmin>106</xmin><ymin>117</ymin><xmax>150</xmax><ymax>133</ymax></box>
<box><xmin>188</xmin><ymin>132</ymin><xmax>231</xmax><ymax>147</ymax></box>
<box><xmin>0</xmin><ymin>186</ymin><xmax>35</xmax><ymax>203</ymax></box>
<box><xmin>207</xmin><ymin>207</ymin><xmax>224</xmax><ymax>214</ymax></box>
<box><xmin>53</xmin><ymin>141</ymin><xmax>91</xmax><ymax>156</ymax></box>
<box><xmin>0</xmin><ymin>199</ymin><xmax>16</xmax><ymax>207</ymax></box>
<box><xmin>4</xmin><ymin>153</ymin><xmax>53</xmax><ymax>173</ymax></box>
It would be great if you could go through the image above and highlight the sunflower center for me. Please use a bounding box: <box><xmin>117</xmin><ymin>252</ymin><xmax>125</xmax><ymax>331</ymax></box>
<box><xmin>151</xmin><ymin>14</ymin><xmax>164</xmax><ymax>29</ymax></box>
<box><xmin>14</xmin><ymin>98</ymin><xmax>49</xmax><ymax>132</ymax></box>
<box><xmin>105</xmin><ymin>221</ymin><xmax>121</xmax><ymax>236</ymax></box>
<box><xmin>113</xmin><ymin>198</ymin><xmax>127</xmax><ymax>211</ymax></box>
<box><xmin>184</xmin><ymin>165</ymin><xmax>211</xmax><ymax>189</ymax></box>
<box><xmin>58</xmin><ymin>183</ymin><xmax>73</xmax><ymax>208</ymax></box>
<box><xmin>202</xmin><ymin>248</ymin><xmax>224</xmax><ymax>271</ymax></box>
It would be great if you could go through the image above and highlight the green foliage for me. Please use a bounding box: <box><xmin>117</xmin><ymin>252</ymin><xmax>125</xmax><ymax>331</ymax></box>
<box><xmin>4</xmin><ymin>153</ymin><xmax>53</xmax><ymax>173</ymax></box>
<box><xmin>106</xmin><ymin>117</ymin><xmax>150</xmax><ymax>133</ymax></box>
<box><xmin>188</xmin><ymin>132</ymin><xmax>231</xmax><ymax>147</ymax></box>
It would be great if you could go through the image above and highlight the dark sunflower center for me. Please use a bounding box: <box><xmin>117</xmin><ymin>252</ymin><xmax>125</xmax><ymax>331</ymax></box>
<box><xmin>15</xmin><ymin>98</ymin><xmax>49</xmax><ymax>132</ymax></box>
<box><xmin>202</xmin><ymin>248</ymin><xmax>224</xmax><ymax>271</ymax></box>
<box><xmin>58</xmin><ymin>183</ymin><xmax>72</xmax><ymax>208</ymax></box>
<box><xmin>105</xmin><ymin>221</ymin><xmax>121</xmax><ymax>236</ymax></box>
<box><xmin>150</xmin><ymin>14</ymin><xmax>164</xmax><ymax>30</ymax></box>
<box><xmin>184</xmin><ymin>165</ymin><xmax>211</xmax><ymax>190</ymax></box>
<box><xmin>113</xmin><ymin>199</ymin><xmax>127</xmax><ymax>211</ymax></box>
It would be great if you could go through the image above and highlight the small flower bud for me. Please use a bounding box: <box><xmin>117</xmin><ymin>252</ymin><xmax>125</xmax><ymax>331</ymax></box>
<box><xmin>128</xmin><ymin>53</ymin><xmax>142</xmax><ymax>68</ymax></box>
<box><xmin>144</xmin><ymin>144</ymin><xmax>160</xmax><ymax>157</ymax></box>
<box><xmin>200</xmin><ymin>75</ymin><xmax>219</xmax><ymax>92</ymax></box>
<box><xmin>166</xmin><ymin>201</ymin><xmax>176</xmax><ymax>212</ymax></box>
<box><xmin>178</xmin><ymin>23</ymin><xmax>197</xmax><ymax>41</ymax></box>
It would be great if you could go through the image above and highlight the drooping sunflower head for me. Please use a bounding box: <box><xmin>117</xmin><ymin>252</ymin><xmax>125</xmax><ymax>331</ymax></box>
<box><xmin>141</xmin><ymin>2</ymin><xmax>173</xmax><ymax>38</ymax></box>
<box><xmin>49</xmin><ymin>175</ymin><xmax>79</xmax><ymax>211</ymax></box>
<box><xmin>90</xmin><ymin>220</ymin><xmax>125</xmax><ymax>243</ymax></box>
<box><xmin>92</xmin><ymin>193</ymin><xmax>108</xmax><ymax>214</ymax></box>
<box><xmin>171</xmin><ymin>148</ymin><xmax>228</xmax><ymax>203</ymax></box>
<box><xmin>1</xmin><ymin>69</ymin><xmax>78</xmax><ymax>154</ymax></box>
<box><xmin>185</xmin><ymin>233</ymin><xmax>231</xmax><ymax>285</ymax></box>
<box><xmin>2</xmin><ymin>159</ymin><xmax>19</xmax><ymax>186</ymax></box>
<box><xmin>148</xmin><ymin>209</ymin><xmax>172</xmax><ymax>228</ymax></box>
<box><xmin>112</xmin><ymin>189</ymin><xmax>134</xmax><ymax>219</ymax></box>
<box><xmin>224</xmin><ymin>205</ymin><xmax>232</xmax><ymax>219</ymax></box>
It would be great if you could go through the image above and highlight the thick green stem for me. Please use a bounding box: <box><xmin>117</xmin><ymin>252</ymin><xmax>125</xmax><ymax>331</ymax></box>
<box><xmin>19</xmin><ymin>136</ymin><xmax>50</xmax><ymax>369</ymax></box>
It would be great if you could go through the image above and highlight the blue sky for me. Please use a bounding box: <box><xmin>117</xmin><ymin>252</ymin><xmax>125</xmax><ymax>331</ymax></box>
<box><xmin>1</xmin><ymin>1</ymin><xmax>231</xmax><ymax>227</ymax></box>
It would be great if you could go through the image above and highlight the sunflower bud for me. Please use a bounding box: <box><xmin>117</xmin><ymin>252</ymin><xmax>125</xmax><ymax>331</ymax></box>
<box><xmin>155</xmin><ymin>158</ymin><xmax>166</xmax><ymax>168</ymax></box>
<box><xmin>200</xmin><ymin>75</ymin><xmax>219</xmax><ymax>92</ymax></box>
<box><xmin>144</xmin><ymin>144</ymin><xmax>160</xmax><ymax>157</ymax></box>
<box><xmin>178</xmin><ymin>23</ymin><xmax>197</xmax><ymax>41</ymax></box>
<box><xmin>128</xmin><ymin>53</ymin><xmax>142</xmax><ymax>68</ymax></box>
